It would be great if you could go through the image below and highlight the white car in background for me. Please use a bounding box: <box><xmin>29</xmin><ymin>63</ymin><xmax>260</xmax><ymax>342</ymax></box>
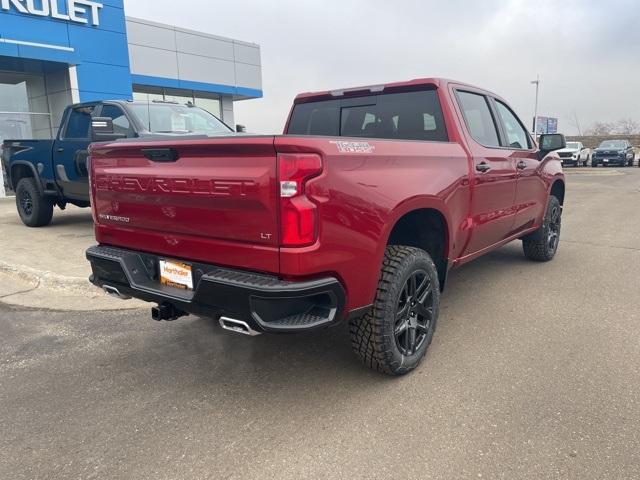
<box><xmin>556</xmin><ymin>141</ymin><xmax>591</xmax><ymax>167</ymax></box>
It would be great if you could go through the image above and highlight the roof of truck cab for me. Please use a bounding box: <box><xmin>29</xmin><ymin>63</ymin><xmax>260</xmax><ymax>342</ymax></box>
<box><xmin>293</xmin><ymin>78</ymin><xmax>499</xmax><ymax>103</ymax></box>
<box><xmin>68</xmin><ymin>100</ymin><xmax>189</xmax><ymax>109</ymax></box>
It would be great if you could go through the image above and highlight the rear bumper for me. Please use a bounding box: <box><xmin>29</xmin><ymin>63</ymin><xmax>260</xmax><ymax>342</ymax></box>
<box><xmin>86</xmin><ymin>245</ymin><xmax>346</xmax><ymax>333</ymax></box>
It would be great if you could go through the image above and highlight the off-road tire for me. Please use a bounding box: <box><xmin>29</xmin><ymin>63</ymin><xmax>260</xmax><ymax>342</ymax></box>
<box><xmin>15</xmin><ymin>178</ymin><xmax>54</xmax><ymax>227</ymax></box>
<box><xmin>349</xmin><ymin>246</ymin><xmax>440</xmax><ymax>376</ymax></box>
<box><xmin>522</xmin><ymin>195</ymin><xmax>561</xmax><ymax>262</ymax></box>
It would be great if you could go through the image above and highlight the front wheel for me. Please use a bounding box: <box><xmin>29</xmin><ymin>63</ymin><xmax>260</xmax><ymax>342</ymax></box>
<box><xmin>15</xmin><ymin>178</ymin><xmax>54</xmax><ymax>227</ymax></box>
<box><xmin>522</xmin><ymin>195</ymin><xmax>562</xmax><ymax>262</ymax></box>
<box><xmin>349</xmin><ymin>246</ymin><xmax>440</xmax><ymax>376</ymax></box>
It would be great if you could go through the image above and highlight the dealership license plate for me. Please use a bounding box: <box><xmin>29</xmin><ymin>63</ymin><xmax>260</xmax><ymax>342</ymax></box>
<box><xmin>159</xmin><ymin>260</ymin><xmax>193</xmax><ymax>290</ymax></box>
<box><xmin>603</xmin><ymin>158</ymin><xmax>609</xmax><ymax>163</ymax></box>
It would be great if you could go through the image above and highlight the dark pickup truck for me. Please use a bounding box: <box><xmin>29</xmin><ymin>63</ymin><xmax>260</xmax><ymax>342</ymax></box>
<box><xmin>591</xmin><ymin>139</ymin><xmax>635</xmax><ymax>167</ymax></box>
<box><xmin>1</xmin><ymin>100</ymin><xmax>234</xmax><ymax>227</ymax></box>
<box><xmin>86</xmin><ymin>78</ymin><xmax>566</xmax><ymax>375</ymax></box>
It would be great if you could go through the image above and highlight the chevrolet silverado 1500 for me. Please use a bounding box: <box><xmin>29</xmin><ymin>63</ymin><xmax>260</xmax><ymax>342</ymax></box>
<box><xmin>86</xmin><ymin>78</ymin><xmax>566</xmax><ymax>375</ymax></box>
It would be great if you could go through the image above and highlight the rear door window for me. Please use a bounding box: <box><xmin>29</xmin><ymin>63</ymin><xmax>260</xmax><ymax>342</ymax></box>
<box><xmin>287</xmin><ymin>90</ymin><xmax>448</xmax><ymax>142</ymax></box>
<box><xmin>455</xmin><ymin>91</ymin><xmax>500</xmax><ymax>148</ymax></box>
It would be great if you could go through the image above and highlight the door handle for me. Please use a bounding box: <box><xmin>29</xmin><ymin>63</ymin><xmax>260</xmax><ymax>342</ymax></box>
<box><xmin>516</xmin><ymin>160</ymin><xmax>527</xmax><ymax>170</ymax></box>
<box><xmin>56</xmin><ymin>148</ymin><xmax>65</xmax><ymax>153</ymax></box>
<box><xmin>475</xmin><ymin>162</ymin><xmax>491</xmax><ymax>173</ymax></box>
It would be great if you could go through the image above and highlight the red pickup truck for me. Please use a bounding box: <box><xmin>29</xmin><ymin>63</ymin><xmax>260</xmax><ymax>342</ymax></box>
<box><xmin>86</xmin><ymin>78</ymin><xmax>566</xmax><ymax>375</ymax></box>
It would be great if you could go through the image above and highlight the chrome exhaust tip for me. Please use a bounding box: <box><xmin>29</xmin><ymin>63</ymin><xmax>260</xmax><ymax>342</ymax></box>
<box><xmin>219</xmin><ymin>317</ymin><xmax>261</xmax><ymax>336</ymax></box>
<box><xmin>103</xmin><ymin>285</ymin><xmax>132</xmax><ymax>300</ymax></box>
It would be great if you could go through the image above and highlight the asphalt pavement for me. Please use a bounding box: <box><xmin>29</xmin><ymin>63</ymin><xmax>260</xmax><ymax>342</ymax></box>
<box><xmin>1</xmin><ymin>168</ymin><xmax>639</xmax><ymax>479</ymax></box>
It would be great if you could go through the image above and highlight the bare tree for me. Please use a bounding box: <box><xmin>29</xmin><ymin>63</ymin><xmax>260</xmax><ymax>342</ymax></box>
<box><xmin>585</xmin><ymin>122</ymin><xmax>615</xmax><ymax>136</ymax></box>
<box><xmin>616</xmin><ymin>118</ymin><xmax>640</xmax><ymax>135</ymax></box>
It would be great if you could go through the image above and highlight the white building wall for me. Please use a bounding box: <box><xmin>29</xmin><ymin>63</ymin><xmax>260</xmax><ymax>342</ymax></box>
<box><xmin>125</xmin><ymin>18</ymin><xmax>262</xmax><ymax>94</ymax></box>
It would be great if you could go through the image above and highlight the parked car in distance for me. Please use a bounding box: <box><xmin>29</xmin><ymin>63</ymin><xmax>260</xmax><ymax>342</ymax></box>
<box><xmin>591</xmin><ymin>139</ymin><xmax>635</xmax><ymax>167</ymax></box>
<box><xmin>556</xmin><ymin>141</ymin><xmax>590</xmax><ymax>167</ymax></box>
<box><xmin>86</xmin><ymin>78</ymin><xmax>566</xmax><ymax>376</ymax></box>
<box><xmin>1</xmin><ymin>100</ymin><xmax>235</xmax><ymax>227</ymax></box>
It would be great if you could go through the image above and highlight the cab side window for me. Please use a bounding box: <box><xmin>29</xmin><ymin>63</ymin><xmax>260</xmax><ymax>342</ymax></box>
<box><xmin>100</xmin><ymin>105</ymin><xmax>132</xmax><ymax>136</ymax></box>
<box><xmin>456</xmin><ymin>91</ymin><xmax>500</xmax><ymax>147</ymax></box>
<box><xmin>63</xmin><ymin>106</ymin><xmax>95</xmax><ymax>139</ymax></box>
<box><xmin>494</xmin><ymin>100</ymin><xmax>531</xmax><ymax>150</ymax></box>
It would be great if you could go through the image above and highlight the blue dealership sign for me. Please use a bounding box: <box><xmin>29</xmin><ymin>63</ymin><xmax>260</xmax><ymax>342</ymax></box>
<box><xmin>0</xmin><ymin>0</ymin><xmax>132</xmax><ymax>101</ymax></box>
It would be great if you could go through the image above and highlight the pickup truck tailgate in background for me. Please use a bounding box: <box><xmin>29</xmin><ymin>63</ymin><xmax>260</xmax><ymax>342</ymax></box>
<box><xmin>89</xmin><ymin>136</ymin><xmax>280</xmax><ymax>273</ymax></box>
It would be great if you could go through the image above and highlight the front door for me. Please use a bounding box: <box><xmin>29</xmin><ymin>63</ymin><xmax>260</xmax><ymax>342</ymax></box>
<box><xmin>492</xmin><ymin>99</ymin><xmax>547</xmax><ymax>235</ymax></box>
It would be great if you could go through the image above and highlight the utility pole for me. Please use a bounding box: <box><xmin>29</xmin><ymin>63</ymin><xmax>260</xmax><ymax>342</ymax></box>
<box><xmin>531</xmin><ymin>75</ymin><xmax>540</xmax><ymax>135</ymax></box>
<box><xmin>573</xmin><ymin>112</ymin><xmax>583</xmax><ymax>137</ymax></box>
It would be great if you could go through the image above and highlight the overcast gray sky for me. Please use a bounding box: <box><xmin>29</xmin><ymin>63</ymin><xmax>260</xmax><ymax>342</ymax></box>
<box><xmin>125</xmin><ymin>0</ymin><xmax>639</xmax><ymax>135</ymax></box>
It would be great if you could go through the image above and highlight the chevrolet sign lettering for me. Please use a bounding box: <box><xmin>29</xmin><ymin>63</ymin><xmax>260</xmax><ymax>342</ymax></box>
<box><xmin>1</xmin><ymin>0</ymin><xmax>103</xmax><ymax>27</ymax></box>
<box><xmin>94</xmin><ymin>175</ymin><xmax>257</xmax><ymax>197</ymax></box>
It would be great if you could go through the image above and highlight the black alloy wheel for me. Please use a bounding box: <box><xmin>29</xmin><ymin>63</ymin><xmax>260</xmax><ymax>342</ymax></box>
<box><xmin>547</xmin><ymin>201</ymin><xmax>561</xmax><ymax>253</ymax></box>
<box><xmin>19</xmin><ymin>188</ymin><xmax>34</xmax><ymax>217</ymax></box>
<box><xmin>394</xmin><ymin>270</ymin><xmax>435</xmax><ymax>356</ymax></box>
<box><xmin>15</xmin><ymin>177</ymin><xmax>54</xmax><ymax>227</ymax></box>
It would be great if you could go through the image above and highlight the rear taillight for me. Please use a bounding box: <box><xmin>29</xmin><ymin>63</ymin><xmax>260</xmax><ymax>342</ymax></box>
<box><xmin>278</xmin><ymin>153</ymin><xmax>323</xmax><ymax>247</ymax></box>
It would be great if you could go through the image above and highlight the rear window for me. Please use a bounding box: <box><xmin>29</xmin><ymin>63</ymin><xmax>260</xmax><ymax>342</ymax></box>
<box><xmin>287</xmin><ymin>90</ymin><xmax>448</xmax><ymax>142</ymax></box>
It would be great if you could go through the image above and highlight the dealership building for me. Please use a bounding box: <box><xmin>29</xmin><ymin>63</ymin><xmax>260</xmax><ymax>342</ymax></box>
<box><xmin>0</xmin><ymin>0</ymin><xmax>263</xmax><ymax>195</ymax></box>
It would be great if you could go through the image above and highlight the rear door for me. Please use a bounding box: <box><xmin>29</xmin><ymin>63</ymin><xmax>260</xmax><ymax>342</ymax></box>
<box><xmin>53</xmin><ymin>105</ymin><xmax>97</xmax><ymax>201</ymax></box>
<box><xmin>454</xmin><ymin>89</ymin><xmax>518</xmax><ymax>254</ymax></box>
<box><xmin>491</xmin><ymin>98</ymin><xmax>546</xmax><ymax>235</ymax></box>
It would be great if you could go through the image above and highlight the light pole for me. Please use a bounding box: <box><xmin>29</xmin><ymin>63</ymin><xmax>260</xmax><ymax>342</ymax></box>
<box><xmin>531</xmin><ymin>75</ymin><xmax>540</xmax><ymax>135</ymax></box>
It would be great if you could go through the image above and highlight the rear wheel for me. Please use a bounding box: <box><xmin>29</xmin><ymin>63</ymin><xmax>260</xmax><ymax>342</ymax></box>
<box><xmin>349</xmin><ymin>246</ymin><xmax>439</xmax><ymax>376</ymax></box>
<box><xmin>522</xmin><ymin>195</ymin><xmax>561</xmax><ymax>262</ymax></box>
<box><xmin>15</xmin><ymin>178</ymin><xmax>54</xmax><ymax>227</ymax></box>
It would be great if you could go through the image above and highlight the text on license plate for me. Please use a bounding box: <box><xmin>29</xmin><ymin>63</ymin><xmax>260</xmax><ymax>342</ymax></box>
<box><xmin>159</xmin><ymin>260</ymin><xmax>193</xmax><ymax>290</ymax></box>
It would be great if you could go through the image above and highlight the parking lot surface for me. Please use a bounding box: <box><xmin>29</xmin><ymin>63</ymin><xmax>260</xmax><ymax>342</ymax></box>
<box><xmin>1</xmin><ymin>168</ymin><xmax>639</xmax><ymax>479</ymax></box>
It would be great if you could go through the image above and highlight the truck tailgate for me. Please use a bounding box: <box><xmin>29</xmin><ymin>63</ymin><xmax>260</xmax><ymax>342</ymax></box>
<box><xmin>89</xmin><ymin>136</ymin><xmax>280</xmax><ymax>273</ymax></box>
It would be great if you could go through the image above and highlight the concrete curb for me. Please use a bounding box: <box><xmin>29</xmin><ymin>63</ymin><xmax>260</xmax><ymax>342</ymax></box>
<box><xmin>0</xmin><ymin>262</ymin><xmax>148</xmax><ymax>311</ymax></box>
<box><xmin>0</xmin><ymin>259</ymin><xmax>96</xmax><ymax>295</ymax></box>
<box><xmin>564</xmin><ymin>169</ymin><xmax>624</xmax><ymax>176</ymax></box>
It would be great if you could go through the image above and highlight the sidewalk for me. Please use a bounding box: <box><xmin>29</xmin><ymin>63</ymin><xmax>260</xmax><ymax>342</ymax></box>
<box><xmin>0</xmin><ymin>197</ymin><xmax>145</xmax><ymax>311</ymax></box>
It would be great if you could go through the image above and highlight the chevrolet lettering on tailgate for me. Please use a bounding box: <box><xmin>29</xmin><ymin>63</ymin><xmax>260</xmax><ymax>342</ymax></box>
<box><xmin>94</xmin><ymin>175</ymin><xmax>257</xmax><ymax>197</ymax></box>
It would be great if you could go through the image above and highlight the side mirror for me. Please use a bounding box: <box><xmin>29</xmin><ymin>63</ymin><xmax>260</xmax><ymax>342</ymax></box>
<box><xmin>91</xmin><ymin>117</ymin><xmax>126</xmax><ymax>142</ymax></box>
<box><xmin>538</xmin><ymin>133</ymin><xmax>566</xmax><ymax>159</ymax></box>
<box><xmin>236</xmin><ymin>124</ymin><xmax>247</xmax><ymax>133</ymax></box>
